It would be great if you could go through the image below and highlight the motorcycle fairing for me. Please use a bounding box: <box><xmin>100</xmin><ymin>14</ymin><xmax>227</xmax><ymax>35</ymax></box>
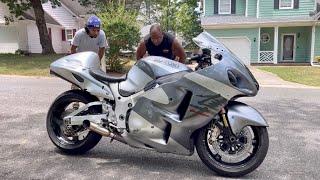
<box><xmin>126</xmin><ymin>70</ymin><xmax>243</xmax><ymax>155</ymax></box>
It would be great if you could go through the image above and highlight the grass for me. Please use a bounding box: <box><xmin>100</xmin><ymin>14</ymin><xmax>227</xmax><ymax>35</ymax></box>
<box><xmin>0</xmin><ymin>54</ymin><xmax>65</xmax><ymax>76</ymax></box>
<box><xmin>0</xmin><ymin>54</ymin><xmax>135</xmax><ymax>77</ymax></box>
<box><xmin>258</xmin><ymin>66</ymin><xmax>320</xmax><ymax>87</ymax></box>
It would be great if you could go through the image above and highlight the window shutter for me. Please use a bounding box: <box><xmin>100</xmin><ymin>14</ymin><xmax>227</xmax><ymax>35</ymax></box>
<box><xmin>48</xmin><ymin>28</ymin><xmax>52</xmax><ymax>41</ymax></box>
<box><xmin>231</xmin><ymin>0</ymin><xmax>236</xmax><ymax>14</ymax></box>
<box><xmin>294</xmin><ymin>0</ymin><xmax>299</xmax><ymax>9</ymax></box>
<box><xmin>73</xmin><ymin>29</ymin><xmax>76</xmax><ymax>37</ymax></box>
<box><xmin>274</xmin><ymin>0</ymin><xmax>279</xmax><ymax>9</ymax></box>
<box><xmin>214</xmin><ymin>0</ymin><xmax>219</xmax><ymax>14</ymax></box>
<box><xmin>62</xmin><ymin>29</ymin><xmax>66</xmax><ymax>41</ymax></box>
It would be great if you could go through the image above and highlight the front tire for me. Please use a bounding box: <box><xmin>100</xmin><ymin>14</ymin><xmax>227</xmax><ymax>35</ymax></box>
<box><xmin>195</xmin><ymin>122</ymin><xmax>269</xmax><ymax>177</ymax></box>
<box><xmin>46</xmin><ymin>90</ymin><xmax>102</xmax><ymax>154</ymax></box>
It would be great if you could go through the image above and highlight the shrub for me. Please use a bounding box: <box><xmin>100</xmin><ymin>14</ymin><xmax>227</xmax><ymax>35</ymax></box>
<box><xmin>99</xmin><ymin>4</ymin><xmax>140</xmax><ymax>72</ymax></box>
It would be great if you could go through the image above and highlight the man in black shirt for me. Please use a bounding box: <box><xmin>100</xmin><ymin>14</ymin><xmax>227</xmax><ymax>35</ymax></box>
<box><xmin>136</xmin><ymin>24</ymin><xmax>186</xmax><ymax>63</ymax></box>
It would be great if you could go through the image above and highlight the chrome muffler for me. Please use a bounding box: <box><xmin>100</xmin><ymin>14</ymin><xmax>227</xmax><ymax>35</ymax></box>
<box><xmin>83</xmin><ymin>120</ymin><xmax>126</xmax><ymax>144</ymax></box>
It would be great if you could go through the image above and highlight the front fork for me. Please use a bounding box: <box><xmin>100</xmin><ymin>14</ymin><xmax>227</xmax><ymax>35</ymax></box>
<box><xmin>219</xmin><ymin>107</ymin><xmax>237</xmax><ymax>140</ymax></box>
<box><xmin>207</xmin><ymin>108</ymin><xmax>242</xmax><ymax>153</ymax></box>
<box><xmin>220</xmin><ymin>108</ymin><xmax>230</xmax><ymax>129</ymax></box>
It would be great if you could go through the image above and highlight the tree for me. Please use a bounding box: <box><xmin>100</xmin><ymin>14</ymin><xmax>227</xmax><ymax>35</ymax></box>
<box><xmin>175</xmin><ymin>0</ymin><xmax>202</xmax><ymax>49</ymax></box>
<box><xmin>0</xmin><ymin>0</ymin><xmax>142</xmax><ymax>55</ymax></box>
<box><xmin>99</xmin><ymin>4</ymin><xmax>140</xmax><ymax>72</ymax></box>
<box><xmin>1</xmin><ymin>0</ymin><xmax>57</xmax><ymax>54</ymax></box>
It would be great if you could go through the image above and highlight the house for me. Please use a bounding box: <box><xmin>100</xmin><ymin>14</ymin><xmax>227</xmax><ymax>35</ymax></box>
<box><xmin>201</xmin><ymin>0</ymin><xmax>320</xmax><ymax>65</ymax></box>
<box><xmin>0</xmin><ymin>0</ymin><xmax>90</xmax><ymax>54</ymax></box>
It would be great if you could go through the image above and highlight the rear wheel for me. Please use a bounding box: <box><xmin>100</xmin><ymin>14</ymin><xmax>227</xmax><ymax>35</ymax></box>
<box><xmin>46</xmin><ymin>90</ymin><xmax>102</xmax><ymax>154</ymax></box>
<box><xmin>195</xmin><ymin>119</ymin><xmax>269</xmax><ymax>177</ymax></box>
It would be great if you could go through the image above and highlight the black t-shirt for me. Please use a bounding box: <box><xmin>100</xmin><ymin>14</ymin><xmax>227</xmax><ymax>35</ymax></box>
<box><xmin>144</xmin><ymin>32</ymin><xmax>175</xmax><ymax>60</ymax></box>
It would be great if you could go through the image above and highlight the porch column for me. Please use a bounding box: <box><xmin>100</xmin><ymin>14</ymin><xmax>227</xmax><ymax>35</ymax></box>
<box><xmin>311</xmin><ymin>25</ymin><xmax>315</xmax><ymax>66</ymax></box>
<box><xmin>245</xmin><ymin>0</ymin><xmax>248</xmax><ymax>17</ymax></box>
<box><xmin>273</xmin><ymin>26</ymin><xmax>279</xmax><ymax>64</ymax></box>
<box><xmin>256</xmin><ymin>0</ymin><xmax>260</xmax><ymax>18</ymax></box>
<box><xmin>258</xmin><ymin>27</ymin><xmax>261</xmax><ymax>62</ymax></box>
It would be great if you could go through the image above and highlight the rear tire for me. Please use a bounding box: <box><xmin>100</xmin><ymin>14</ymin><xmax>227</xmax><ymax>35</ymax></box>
<box><xmin>195</xmin><ymin>123</ymin><xmax>269</xmax><ymax>177</ymax></box>
<box><xmin>46</xmin><ymin>90</ymin><xmax>102</xmax><ymax>154</ymax></box>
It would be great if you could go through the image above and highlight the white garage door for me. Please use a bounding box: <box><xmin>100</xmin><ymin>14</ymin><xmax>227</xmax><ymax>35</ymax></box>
<box><xmin>217</xmin><ymin>37</ymin><xmax>251</xmax><ymax>65</ymax></box>
<box><xmin>0</xmin><ymin>26</ymin><xmax>19</xmax><ymax>53</ymax></box>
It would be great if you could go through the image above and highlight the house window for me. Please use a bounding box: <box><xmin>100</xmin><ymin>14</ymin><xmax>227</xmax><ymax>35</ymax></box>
<box><xmin>279</xmin><ymin>0</ymin><xmax>294</xmax><ymax>9</ymax></box>
<box><xmin>65</xmin><ymin>29</ymin><xmax>74</xmax><ymax>41</ymax></box>
<box><xmin>219</xmin><ymin>0</ymin><xmax>231</xmax><ymax>14</ymax></box>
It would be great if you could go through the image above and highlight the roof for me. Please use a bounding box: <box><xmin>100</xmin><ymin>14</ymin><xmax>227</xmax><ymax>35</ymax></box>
<box><xmin>60</xmin><ymin>0</ymin><xmax>92</xmax><ymax>16</ymax></box>
<box><xmin>21</xmin><ymin>10</ymin><xmax>61</xmax><ymax>26</ymax></box>
<box><xmin>201</xmin><ymin>15</ymin><xmax>317</xmax><ymax>28</ymax></box>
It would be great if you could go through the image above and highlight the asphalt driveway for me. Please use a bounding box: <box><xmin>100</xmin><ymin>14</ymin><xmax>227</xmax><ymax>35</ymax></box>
<box><xmin>0</xmin><ymin>75</ymin><xmax>320</xmax><ymax>179</ymax></box>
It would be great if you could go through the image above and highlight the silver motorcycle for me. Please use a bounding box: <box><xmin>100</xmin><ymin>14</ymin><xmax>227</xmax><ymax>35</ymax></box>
<box><xmin>47</xmin><ymin>32</ymin><xmax>269</xmax><ymax>177</ymax></box>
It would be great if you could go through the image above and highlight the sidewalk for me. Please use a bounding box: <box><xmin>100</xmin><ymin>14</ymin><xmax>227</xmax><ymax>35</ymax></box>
<box><xmin>249</xmin><ymin>67</ymin><xmax>320</xmax><ymax>89</ymax></box>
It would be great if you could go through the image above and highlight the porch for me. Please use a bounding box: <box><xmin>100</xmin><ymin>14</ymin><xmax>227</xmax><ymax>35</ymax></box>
<box><xmin>258</xmin><ymin>26</ymin><xmax>314</xmax><ymax>64</ymax></box>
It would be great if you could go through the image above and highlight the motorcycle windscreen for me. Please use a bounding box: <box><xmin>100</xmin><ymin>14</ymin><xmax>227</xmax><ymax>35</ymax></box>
<box><xmin>193</xmin><ymin>31</ymin><xmax>246</xmax><ymax>67</ymax></box>
<box><xmin>192</xmin><ymin>32</ymin><xmax>259</xmax><ymax>96</ymax></box>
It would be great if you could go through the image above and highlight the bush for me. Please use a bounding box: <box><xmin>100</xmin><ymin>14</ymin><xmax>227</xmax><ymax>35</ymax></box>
<box><xmin>99</xmin><ymin>4</ymin><xmax>140</xmax><ymax>72</ymax></box>
<box><xmin>15</xmin><ymin>49</ymin><xmax>30</xmax><ymax>56</ymax></box>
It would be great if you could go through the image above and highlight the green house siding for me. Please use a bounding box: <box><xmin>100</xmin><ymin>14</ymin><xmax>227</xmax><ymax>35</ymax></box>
<box><xmin>205</xmin><ymin>0</ymin><xmax>246</xmax><ymax>16</ymax></box>
<box><xmin>248</xmin><ymin>0</ymin><xmax>257</xmax><ymax>17</ymax></box>
<box><xmin>259</xmin><ymin>0</ymin><xmax>316</xmax><ymax>18</ymax></box>
<box><xmin>260</xmin><ymin>28</ymin><xmax>275</xmax><ymax>51</ymax></box>
<box><xmin>206</xmin><ymin>28</ymin><xmax>259</xmax><ymax>62</ymax></box>
<box><xmin>236</xmin><ymin>0</ymin><xmax>246</xmax><ymax>15</ymax></box>
<box><xmin>314</xmin><ymin>26</ymin><xmax>320</xmax><ymax>60</ymax></box>
<box><xmin>278</xmin><ymin>26</ymin><xmax>312</xmax><ymax>62</ymax></box>
<box><xmin>205</xmin><ymin>0</ymin><xmax>214</xmax><ymax>16</ymax></box>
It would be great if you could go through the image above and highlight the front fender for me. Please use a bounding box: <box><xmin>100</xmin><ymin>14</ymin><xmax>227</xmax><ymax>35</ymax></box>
<box><xmin>226</xmin><ymin>101</ymin><xmax>268</xmax><ymax>135</ymax></box>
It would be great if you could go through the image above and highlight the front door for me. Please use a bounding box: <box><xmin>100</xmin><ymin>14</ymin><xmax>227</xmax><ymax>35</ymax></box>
<box><xmin>281</xmin><ymin>34</ymin><xmax>296</xmax><ymax>61</ymax></box>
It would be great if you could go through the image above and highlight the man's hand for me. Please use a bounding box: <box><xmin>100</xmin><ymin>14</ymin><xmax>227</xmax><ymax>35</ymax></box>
<box><xmin>71</xmin><ymin>45</ymin><xmax>77</xmax><ymax>54</ymax></box>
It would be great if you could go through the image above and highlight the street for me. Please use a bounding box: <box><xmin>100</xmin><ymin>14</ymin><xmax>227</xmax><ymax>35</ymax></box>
<box><xmin>0</xmin><ymin>75</ymin><xmax>320</xmax><ymax>179</ymax></box>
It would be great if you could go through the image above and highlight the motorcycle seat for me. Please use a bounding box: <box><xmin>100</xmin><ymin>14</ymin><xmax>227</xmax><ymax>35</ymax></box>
<box><xmin>89</xmin><ymin>69</ymin><xmax>127</xmax><ymax>83</ymax></box>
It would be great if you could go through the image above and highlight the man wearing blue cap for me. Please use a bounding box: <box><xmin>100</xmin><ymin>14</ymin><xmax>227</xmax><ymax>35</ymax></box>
<box><xmin>71</xmin><ymin>15</ymin><xmax>107</xmax><ymax>61</ymax></box>
<box><xmin>70</xmin><ymin>15</ymin><xmax>107</xmax><ymax>109</ymax></box>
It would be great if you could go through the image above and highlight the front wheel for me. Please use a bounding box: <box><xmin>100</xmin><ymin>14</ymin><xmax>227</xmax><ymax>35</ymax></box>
<box><xmin>195</xmin><ymin>120</ymin><xmax>269</xmax><ymax>177</ymax></box>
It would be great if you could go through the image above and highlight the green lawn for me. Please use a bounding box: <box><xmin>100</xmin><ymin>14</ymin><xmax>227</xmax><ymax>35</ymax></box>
<box><xmin>258</xmin><ymin>66</ymin><xmax>320</xmax><ymax>87</ymax></box>
<box><xmin>0</xmin><ymin>54</ymin><xmax>65</xmax><ymax>76</ymax></box>
<box><xmin>0</xmin><ymin>54</ymin><xmax>135</xmax><ymax>76</ymax></box>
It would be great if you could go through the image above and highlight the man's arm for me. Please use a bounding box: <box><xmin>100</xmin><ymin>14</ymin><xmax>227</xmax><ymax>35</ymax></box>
<box><xmin>98</xmin><ymin>47</ymin><xmax>105</xmax><ymax>61</ymax></box>
<box><xmin>172</xmin><ymin>39</ymin><xmax>186</xmax><ymax>63</ymax></box>
<box><xmin>98</xmin><ymin>31</ymin><xmax>107</xmax><ymax>61</ymax></box>
<box><xmin>71</xmin><ymin>31</ymin><xmax>80</xmax><ymax>54</ymax></box>
<box><xmin>136</xmin><ymin>40</ymin><xmax>147</xmax><ymax>60</ymax></box>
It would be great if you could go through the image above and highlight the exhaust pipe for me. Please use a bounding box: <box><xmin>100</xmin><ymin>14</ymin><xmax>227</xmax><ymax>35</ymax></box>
<box><xmin>83</xmin><ymin>120</ymin><xmax>114</xmax><ymax>137</ymax></box>
<box><xmin>83</xmin><ymin>120</ymin><xmax>126</xmax><ymax>144</ymax></box>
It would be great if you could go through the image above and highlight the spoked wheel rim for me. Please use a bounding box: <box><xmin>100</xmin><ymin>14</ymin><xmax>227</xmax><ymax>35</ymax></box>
<box><xmin>50</xmin><ymin>100</ymin><xmax>90</xmax><ymax>146</ymax></box>
<box><xmin>206</xmin><ymin>121</ymin><xmax>260</xmax><ymax>166</ymax></box>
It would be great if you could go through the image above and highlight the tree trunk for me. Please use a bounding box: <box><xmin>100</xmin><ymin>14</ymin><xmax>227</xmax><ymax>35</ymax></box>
<box><xmin>30</xmin><ymin>0</ymin><xmax>55</xmax><ymax>54</ymax></box>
